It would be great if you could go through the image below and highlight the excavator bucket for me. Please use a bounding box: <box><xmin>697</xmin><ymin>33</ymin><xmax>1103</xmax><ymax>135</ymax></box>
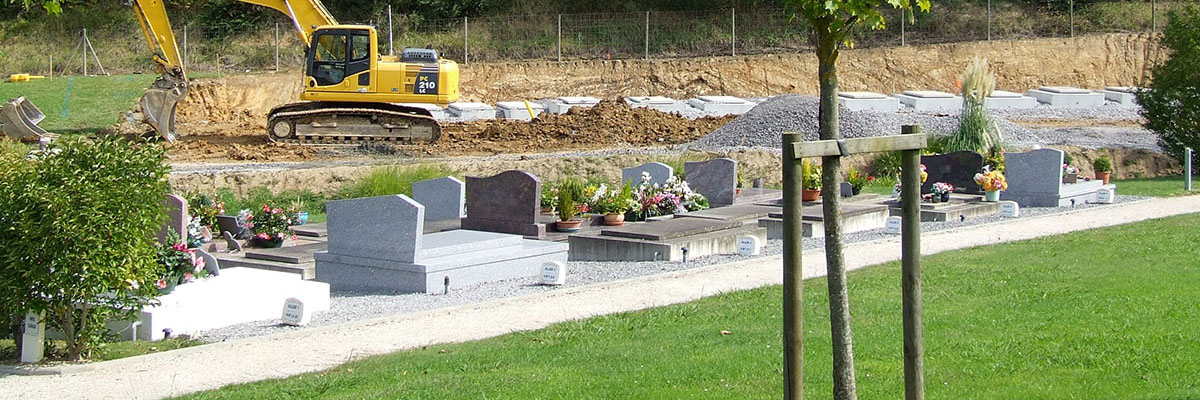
<box><xmin>1</xmin><ymin>96</ymin><xmax>53</xmax><ymax>142</ymax></box>
<box><xmin>140</xmin><ymin>75</ymin><xmax>186</xmax><ymax>142</ymax></box>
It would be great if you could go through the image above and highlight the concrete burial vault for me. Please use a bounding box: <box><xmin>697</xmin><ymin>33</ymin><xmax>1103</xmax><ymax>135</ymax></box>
<box><xmin>315</xmin><ymin>194</ymin><xmax>566</xmax><ymax>293</ymax></box>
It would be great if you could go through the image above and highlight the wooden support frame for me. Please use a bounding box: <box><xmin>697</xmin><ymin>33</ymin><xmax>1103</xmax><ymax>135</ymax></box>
<box><xmin>781</xmin><ymin>125</ymin><xmax>927</xmax><ymax>400</ymax></box>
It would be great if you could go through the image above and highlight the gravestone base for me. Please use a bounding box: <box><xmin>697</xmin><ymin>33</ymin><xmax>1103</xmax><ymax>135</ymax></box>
<box><xmin>837</xmin><ymin>92</ymin><xmax>899</xmax><ymax>112</ymax></box>
<box><xmin>1101</xmin><ymin>87</ymin><xmax>1138</xmax><ymax>106</ymax></box>
<box><xmin>568</xmin><ymin>224</ymin><xmax>767</xmax><ymax>262</ymax></box>
<box><xmin>985</xmin><ymin>90</ymin><xmax>1040</xmax><ymax>109</ymax></box>
<box><xmin>293</xmin><ymin>222</ymin><xmax>328</xmax><ymax>238</ymax></box>
<box><xmin>758</xmin><ymin>203</ymin><xmax>889</xmax><ymax>239</ymax></box>
<box><xmin>896</xmin><ymin>91</ymin><xmax>962</xmax><ymax>112</ymax></box>
<box><xmin>496</xmin><ymin>101</ymin><xmax>546</xmax><ymax>121</ymax></box>
<box><xmin>625</xmin><ymin>96</ymin><xmax>692</xmax><ymax>113</ymax></box>
<box><xmin>315</xmin><ymin>230</ymin><xmax>567</xmax><ymax>293</ymax></box>
<box><xmin>1026</xmin><ymin>88</ymin><xmax>1105</xmax><ymax>108</ymax></box>
<box><xmin>884</xmin><ymin>194</ymin><xmax>1002</xmax><ymax>222</ymax></box>
<box><xmin>685</xmin><ymin>96</ymin><xmax>756</xmax><ymax>116</ymax></box>
<box><xmin>461</xmin><ymin>218</ymin><xmax>545</xmax><ymax>238</ymax></box>
<box><xmin>733</xmin><ymin>188</ymin><xmax>783</xmax><ymax>205</ymax></box>
<box><xmin>447</xmin><ymin>102</ymin><xmax>497</xmax><ymax>121</ymax></box>
<box><xmin>1002</xmin><ymin>181</ymin><xmax>1112</xmax><ymax>207</ymax></box>
<box><xmin>544</xmin><ymin>96</ymin><xmax>601</xmax><ymax>114</ymax></box>
<box><xmin>673</xmin><ymin>203</ymin><xmax>781</xmax><ymax>223</ymax></box>
<box><xmin>118</xmin><ymin>268</ymin><xmax>329</xmax><ymax>341</ymax></box>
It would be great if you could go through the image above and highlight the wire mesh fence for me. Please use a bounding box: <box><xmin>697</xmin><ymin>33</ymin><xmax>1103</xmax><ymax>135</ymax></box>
<box><xmin>0</xmin><ymin>1</ymin><xmax>1185</xmax><ymax>76</ymax></box>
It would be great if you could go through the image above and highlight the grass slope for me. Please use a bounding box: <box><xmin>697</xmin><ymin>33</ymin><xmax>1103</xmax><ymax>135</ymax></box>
<box><xmin>0</xmin><ymin>74</ymin><xmax>155</xmax><ymax>134</ymax></box>
<box><xmin>181</xmin><ymin>213</ymin><xmax>1200</xmax><ymax>399</ymax></box>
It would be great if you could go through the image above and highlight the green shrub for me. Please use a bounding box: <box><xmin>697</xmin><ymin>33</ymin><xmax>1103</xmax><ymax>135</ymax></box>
<box><xmin>869</xmin><ymin>151</ymin><xmax>904</xmax><ymax>180</ymax></box>
<box><xmin>948</xmin><ymin>56</ymin><xmax>1004</xmax><ymax>155</ymax></box>
<box><xmin>338</xmin><ymin>164</ymin><xmax>455</xmax><ymax>200</ymax></box>
<box><xmin>0</xmin><ymin>137</ymin><xmax>169</xmax><ymax>360</ymax></box>
<box><xmin>1093</xmin><ymin>155</ymin><xmax>1113</xmax><ymax>173</ymax></box>
<box><xmin>1141</xmin><ymin>4</ymin><xmax>1200</xmax><ymax>173</ymax></box>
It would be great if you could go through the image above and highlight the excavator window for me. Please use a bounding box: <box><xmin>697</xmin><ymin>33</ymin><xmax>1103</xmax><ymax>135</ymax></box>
<box><xmin>351</xmin><ymin>35</ymin><xmax>370</xmax><ymax>61</ymax></box>
<box><xmin>311</xmin><ymin>33</ymin><xmax>347</xmax><ymax>86</ymax></box>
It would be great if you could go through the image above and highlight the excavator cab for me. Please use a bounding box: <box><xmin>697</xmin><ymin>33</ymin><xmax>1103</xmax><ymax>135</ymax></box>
<box><xmin>300</xmin><ymin>26</ymin><xmax>458</xmax><ymax>105</ymax></box>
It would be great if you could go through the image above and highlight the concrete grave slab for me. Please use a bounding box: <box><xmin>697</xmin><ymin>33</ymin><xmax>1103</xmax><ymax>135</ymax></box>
<box><xmin>625</xmin><ymin>96</ymin><xmax>691</xmax><ymax>113</ymax></box>
<box><xmin>447</xmin><ymin>102</ymin><xmax>497</xmax><ymax>121</ymax></box>
<box><xmin>1101</xmin><ymin>87</ymin><xmax>1138</xmax><ymax>106</ymax></box>
<box><xmin>496</xmin><ymin>101</ymin><xmax>546</xmax><ymax>121</ymax></box>
<box><xmin>461</xmin><ymin>170</ymin><xmax>545</xmax><ymax>237</ymax></box>
<box><xmin>685</xmin><ymin>158</ymin><xmax>738</xmax><ymax>207</ymax></box>
<box><xmin>883</xmin><ymin>194</ymin><xmax>1002</xmax><ymax>222</ymax></box>
<box><xmin>293</xmin><ymin>222</ymin><xmax>327</xmax><ymax>238</ymax></box>
<box><xmin>838</xmin><ymin>92</ymin><xmax>899</xmax><ymax>112</ymax></box>
<box><xmin>246</xmin><ymin>243</ymin><xmax>326</xmax><ymax>264</ymax></box>
<box><xmin>601</xmin><ymin>218</ymin><xmax>744</xmax><ymax>241</ymax></box>
<box><xmin>986</xmin><ymin>90</ymin><xmax>1040</xmax><ymax>109</ymax></box>
<box><xmin>1026</xmin><ymin>87</ymin><xmax>1105</xmax><ymax>107</ymax></box>
<box><xmin>685</xmin><ymin>96</ymin><xmax>756</xmax><ymax>116</ymax></box>
<box><xmin>544</xmin><ymin>96</ymin><xmax>601</xmax><ymax>114</ymax></box>
<box><xmin>921</xmin><ymin>151</ymin><xmax>985</xmax><ymax>194</ymax></box>
<box><xmin>896</xmin><ymin>90</ymin><xmax>962</xmax><ymax>112</ymax></box>
<box><xmin>734</xmin><ymin>188</ymin><xmax>783</xmax><ymax>204</ymax></box>
<box><xmin>674</xmin><ymin>203</ymin><xmax>780</xmax><ymax>222</ymax></box>
<box><xmin>759</xmin><ymin>202</ymin><xmax>889</xmax><ymax>238</ymax></box>
<box><xmin>413</xmin><ymin>176</ymin><xmax>466</xmax><ymax>222</ymax></box>
<box><xmin>570</xmin><ymin>222</ymin><xmax>766</xmax><ymax>262</ymax></box>
<box><xmin>397</xmin><ymin>103</ymin><xmax>447</xmax><ymax>120</ymax></box>
<box><xmin>622</xmin><ymin>162</ymin><xmax>674</xmax><ymax>186</ymax></box>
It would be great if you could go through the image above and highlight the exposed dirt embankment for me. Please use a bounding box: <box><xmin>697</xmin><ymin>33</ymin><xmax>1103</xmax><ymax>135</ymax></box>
<box><xmin>173</xmin><ymin>33</ymin><xmax>1162</xmax><ymax>128</ymax></box>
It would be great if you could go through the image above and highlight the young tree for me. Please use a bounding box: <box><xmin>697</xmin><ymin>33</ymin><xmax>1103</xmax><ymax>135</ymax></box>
<box><xmin>1141</xmin><ymin>4</ymin><xmax>1200</xmax><ymax>172</ymax></box>
<box><xmin>785</xmin><ymin>1</ymin><xmax>930</xmax><ymax>399</ymax></box>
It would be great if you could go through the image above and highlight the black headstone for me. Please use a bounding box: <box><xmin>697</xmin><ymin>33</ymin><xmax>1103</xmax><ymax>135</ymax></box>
<box><xmin>461</xmin><ymin>170</ymin><xmax>545</xmax><ymax>237</ymax></box>
<box><xmin>921</xmin><ymin>151</ymin><xmax>985</xmax><ymax>194</ymax></box>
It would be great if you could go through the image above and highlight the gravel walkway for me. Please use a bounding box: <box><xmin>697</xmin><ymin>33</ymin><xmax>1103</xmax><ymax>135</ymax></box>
<box><xmin>3</xmin><ymin>195</ymin><xmax>1197</xmax><ymax>400</ymax></box>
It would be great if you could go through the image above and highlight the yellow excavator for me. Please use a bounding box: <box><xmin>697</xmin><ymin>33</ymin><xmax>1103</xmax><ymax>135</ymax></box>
<box><xmin>133</xmin><ymin>0</ymin><xmax>459</xmax><ymax>143</ymax></box>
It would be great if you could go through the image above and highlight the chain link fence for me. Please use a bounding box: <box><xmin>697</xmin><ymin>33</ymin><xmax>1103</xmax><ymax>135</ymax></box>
<box><xmin>0</xmin><ymin>1</ymin><xmax>1184</xmax><ymax>76</ymax></box>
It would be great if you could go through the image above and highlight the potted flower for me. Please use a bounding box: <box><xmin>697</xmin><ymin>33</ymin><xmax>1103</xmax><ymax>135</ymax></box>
<box><xmin>802</xmin><ymin>160</ymin><xmax>822</xmax><ymax>202</ymax></box>
<box><xmin>846</xmin><ymin>166</ymin><xmax>875</xmax><ymax>196</ymax></box>
<box><xmin>974</xmin><ymin>168</ymin><xmax>1008</xmax><ymax>202</ymax></box>
<box><xmin>156</xmin><ymin>235</ymin><xmax>210</xmax><ymax>295</ymax></box>
<box><xmin>594</xmin><ymin>182</ymin><xmax>637</xmax><ymax>226</ymax></box>
<box><xmin>931</xmin><ymin>182</ymin><xmax>955</xmax><ymax>203</ymax></box>
<box><xmin>1063</xmin><ymin>163</ymin><xmax>1079</xmax><ymax>184</ymax></box>
<box><xmin>555</xmin><ymin>191</ymin><xmax>583</xmax><ymax>232</ymax></box>
<box><xmin>247</xmin><ymin>203</ymin><xmax>295</xmax><ymax>248</ymax></box>
<box><xmin>1093</xmin><ymin>155</ymin><xmax>1113</xmax><ymax>184</ymax></box>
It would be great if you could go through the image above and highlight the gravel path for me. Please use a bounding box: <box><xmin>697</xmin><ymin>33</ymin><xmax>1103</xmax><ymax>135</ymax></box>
<box><xmin>5</xmin><ymin>196</ymin><xmax>1197</xmax><ymax>400</ymax></box>
<box><xmin>195</xmin><ymin>194</ymin><xmax>1146</xmax><ymax>342</ymax></box>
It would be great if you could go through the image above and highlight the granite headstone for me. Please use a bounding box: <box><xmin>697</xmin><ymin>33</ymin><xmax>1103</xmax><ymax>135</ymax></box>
<box><xmin>921</xmin><ymin>151</ymin><xmax>984</xmax><ymax>194</ymax></box>
<box><xmin>325</xmin><ymin>194</ymin><xmax>424</xmax><ymax>263</ymax></box>
<box><xmin>685</xmin><ymin>158</ymin><xmax>738</xmax><ymax>206</ymax></box>
<box><xmin>460</xmin><ymin>170</ymin><xmax>545</xmax><ymax>237</ymax></box>
<box><xmin>1004</xmin><ymin>148</ymin><xmax>1063</xmax><ymax>197</ymax></box>
<box><xmin>157</xmin><ymin>194</ymin><xmax>189</xmax><ymax>243</ymax></box>
<box><xmin>413</xmin><ymin>176</ymin><xmax>466</xmax><ymax>222</ymax></box>
<box><xmin>622</xmin><ymin>162</ymin><xmax>674</xmax><ymax>186</ymax></box>
<box><xmin>193</xmin><ymin>248</ymin><xmax>221</xmax><ymax>276</ymax></box>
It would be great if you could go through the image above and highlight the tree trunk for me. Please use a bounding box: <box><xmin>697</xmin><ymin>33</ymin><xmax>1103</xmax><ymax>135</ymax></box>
<box><xmin>817</xmin><ymin>29</ymin><xmax>859</xmax><ymax>400</ymax></box>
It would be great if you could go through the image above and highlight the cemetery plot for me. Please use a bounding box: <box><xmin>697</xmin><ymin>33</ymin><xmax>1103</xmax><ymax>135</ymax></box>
<box><xmin>543</xmin><ymin>96</ymin><xmax>601</xmax><ymax>114</ymax></box>
<box><xmin>569</xmin><ymin>217</ymin><xmax>766</xmax><ymax>261</ymax></box>
<box><xmin>837</xmin><ymin>91</ymin><xmax>899</xmax><ymax>112</ymax></box>
<box><xmin>921</xmin><ymin>151</ymin><xmax>985</xmax><ymax>194</ymax></box>
<box><xmin>985</xmin><ymin>90</ymin><xmax>1039</xmax><ymax>109</ymax></box>
<box><xmin>460</xmin><ymin>170</ymin><xmax>546</xmax><ymax>238</ymax></box>
<box><xmin>758</xmin><ymin>202</ymin><xmax>890</xmax><ymax>239</ymax></box>
<box><xmin>896</xmin><ymin>90</ymin><xmax>962</xmax><ymax>112</ymax></box>
<box><xmin>1026</xmin><ymin>86</ymin><xmax>1106</xmax><ymax>108</ymax></box>
<box><xmin>883</xmin><ymin>194</ymin><xmax>1003</xmax><ymax>222</ymax></box>
<box><xmin>1001</xmin><ymin>148</ymin><xmax>1116</xmax><ymax>207</ymax></box>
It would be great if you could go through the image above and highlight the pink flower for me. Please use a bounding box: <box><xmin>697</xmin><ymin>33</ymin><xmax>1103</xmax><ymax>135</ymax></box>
<box><xmin>184</xmin><ymin>272</ymin><xmax>194</xmax><ymax>282</ymax></box>
<box><xmin>256</xmin><ymin>233</ymin><xmax>270</xmax><ymax>240</ymax></box>
<box><xmin>172</xmin><ymin>243</ymin><xmax>186</xmax><ymax>251</ymax></box>
<box><xmin>156</xmin><ymin>279</ymin><xmax>167</xmax><ymax>289</ymax></box>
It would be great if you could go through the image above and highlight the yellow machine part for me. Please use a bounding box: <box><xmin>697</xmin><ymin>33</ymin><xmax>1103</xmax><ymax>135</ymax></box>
<box><xmin>8</xmin><ymin>74</ymin><xmax>46</xmax><ymax>83</ymax></box>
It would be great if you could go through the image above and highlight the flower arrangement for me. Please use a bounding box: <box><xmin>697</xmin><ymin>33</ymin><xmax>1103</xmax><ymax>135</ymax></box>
<box><xmin>974</xmin><ymin>169</ymin><xmax>1008</xmax><ymax>192</ymax></box>
<box><xmin>893</xmin><ymin>164</ymin><xmax>930</xmax><ymax>196</ymax></box>
<box><xmin>632</xmin><ymin>172</ymin><xmax>709</xmax><ymax>218</ymax></box>
<box><xmin>156</xmin><ymin>235</ymin><xmax>210</xmax><ymax>294</ymax></box>
<box><xmin>802</xmin><ymin>160</ymin><xmax>822</xmax><ymax>190</ymax></box>
<box><xmin>247</xmin><ymin>203</ymin><xmax>297</xmax><ymax>244</ymax></box>
<box><xmin>921</xmin><ymin>163</ymin><xmax>929</xmax><ymax>183</ymax></box>
<box><xmin>931</xmin><ymin>182</ymin><xmax>955</xmax><ymax>195</ymax></box>
<box><xmin>541</xmin><ymin>185</ymin><xmax>558</xmax><ymax>211</ymax></box>
<box><xmin>589</xmin><ymin>181</ymin><xmax>638</xmax><ymax>215</ymax></box>
<box><xmin>185</xmin><ymin>216</ymin><xmax>212</xmax><ymax>248</ymax></box>
<box><xmin>1063</xmin><ymin>163</ymin><xmax>1078</xmax><ymax>175</ymax></box>
<box><xmin>846</xmin><ymin>166</ymin><xmax>875</xmax><ymax>194</ymax></box>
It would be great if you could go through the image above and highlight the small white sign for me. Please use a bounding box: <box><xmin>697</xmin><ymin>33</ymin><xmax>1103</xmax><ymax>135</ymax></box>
<box><xmin>737</xmin><ymin>236</ymin><xmax>762</xmax><ymax>256</ymax></box>
<box><xmin>1096</xmin><ymin>188</ymin><xmax>1115</xmax><ymax>204</ymax></box>
<box><xmin>281</xmin><ymin>298</ymin><xmax>311</xmax><ymax>326</ymax></box>
<box><xmin>1000</xmin><ymin>201</ymin><xmax>1020</xmax><ymax>217</ymax></box>
<box><xmin>884</xmin><ymin>216</ymin><xmax>903</xmax><ymax>235</ymax></box>
<box><xmin>540</xmin><ymin>261</ymin><xmax>566</xmax><ymax>285</ymax></box>
<box><xmin>21</xmin><ymin>311</ymin><xmax>45</xmax><ymax>364</ymax></box>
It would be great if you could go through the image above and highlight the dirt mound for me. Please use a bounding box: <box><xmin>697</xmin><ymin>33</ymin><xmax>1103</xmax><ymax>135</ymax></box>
<box><xmin>176</xmin><ymin>74</ymin><xmax>301</xmax><ymax>128</ymax></box>
<box><xmin>421</xmin><ymin>100</ymin><xmax>734</xmax><ymax>155</ymax></box>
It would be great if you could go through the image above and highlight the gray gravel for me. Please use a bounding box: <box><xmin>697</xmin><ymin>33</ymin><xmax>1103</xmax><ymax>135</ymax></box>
<box><xmin>689</xmin><ymin>95</ymin><xmax>1156</xmax><ymax>151</ymax></box>
<box><xmin>195</xmin><ymin>195</ymin><xmax>1147</xmax><ymax>342</ymax></box>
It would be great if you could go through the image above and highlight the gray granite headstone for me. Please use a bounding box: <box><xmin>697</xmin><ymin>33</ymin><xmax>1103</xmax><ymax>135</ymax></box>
<box><xmin>193</xmin><ymin>248</ymin><xmax>221</xmax><ymax>276</ymax></box>
<box><xmin>622</xmin><ymin>162</ymin><xmax>674</xmax><ymax>186</ymax></box>
<box><xmin>921</xmin><ymin>151</ymin><xmax>984</xmax><ymax>193</ymax></box>
<box><xmin>685</xmin><ymin>158</ymin><xmax>738</xmax><ymax>206</ymax></box>
<box><xmin>325</xmin><ymin>195</ymin><xmax>424</xmax><ymax>263</ymax></box>
<box><xmin>216</xmin><ymin>215</ymin><xmax>248</xmax><ymax>239</ymax></box>
<box><xmin>1005</xmin><ymin>148</ymin><xmax>1064</xmax><ymax>195</ymax></box>
<box><xmin>157</xmin><ymin>194</ymin><xmax>189</xmax><ymax>244</ymax></box>
<box><xmin>460</xmin><ymin>170</ymin><xmax>545</xmax><ymax>237</ymax></box>
<box><xmin>413</xmin><ymin>176</ymin><xmax>466</xmax><ymax>222</ymax></box>
<box><xmin>840</xmin><ymin>181</ymin><xmax>854</xmax><ymax>198</ymax></box>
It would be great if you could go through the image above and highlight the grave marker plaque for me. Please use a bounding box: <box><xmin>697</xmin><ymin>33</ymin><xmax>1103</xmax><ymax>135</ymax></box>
<box><xmin>885</xmin><ymin>216</ymin><xmax>903</xmax><ymax>234</ymax></box>
<box><xmin>20</xmin><ymin>311</ymin><xmax>44</xmax><ymax>364</ymax></box>
<box><xmin>738</xmin><ymin>236</ymin><xmax>762</xmax><ymax>256</ymax></box>
<box><xmin>281</xmin><ymin>297</ymin><xmax>311</xmax><ymax>326</ymax></box>
<box><xmin>540</xmin><ymin>261</ymin><xmax>566</xmax><ymax>285</ymax></box>
<box><xmin>1000</xmin><ymin>201</ymin><xmax>1020</xmax><ymax>217</ymax></box>
<box><xmin>1096</xmin><ymin>187</ymin><xmax>1115</xmax><ymax>204</ymax></box>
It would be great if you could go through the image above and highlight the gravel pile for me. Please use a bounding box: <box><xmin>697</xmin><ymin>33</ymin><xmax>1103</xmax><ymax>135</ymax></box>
<box><xmin>196</xmin><ymin>195</ymin><xmax>1146</xmax><ymax>342</ymax></box>
<box><xmin>689</xmin><ymin>95</ymin><xmax>1156</xmax><ymax>151</ymax></box>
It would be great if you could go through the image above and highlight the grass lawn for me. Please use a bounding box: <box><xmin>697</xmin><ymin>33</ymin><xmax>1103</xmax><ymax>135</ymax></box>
<box><xmin>0</xmin><ymin>74</ymin><xmax>157</xmax><ymax>134</ymax></box>
<box><xmin>1114</xmin><ymin>175</ymin><xmax>1196</xmax><ymax>197</ymax></box>
<box><xmin>180</xmin><ymin>213</ymin><xmax>1200</xmax><ymax>399</ymax></box>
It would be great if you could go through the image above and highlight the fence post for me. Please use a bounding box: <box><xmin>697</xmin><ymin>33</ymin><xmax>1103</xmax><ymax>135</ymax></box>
<box><xmin>987</xmin><ymin>0</ymin><xmax>992</xmax><ymax>41</ymax></box>
<box><xmin>781</xmin><ymin>132</ymin><xmax>804</xmax><ymax>400</ymax></box>
<box><xmin>1070</xmin><ymin>0</ymin><xmax>1075</xmax><ymax>38</ymax></box>
<box><xmin>900</xmin><ymin>12</ymin><xmax>905</xmax><ymax>46</ymax></box>
<box><xmin>388</xmin><ymin>4</ymin><xmax>394</xmax><ymax>56</ymax></box>
<box><xmin>731</xmin><ymin>8</ymin><xmax>736</xmax><ymax>57</ymax></box>
<box><xmin>645</xmin><ymin>11</ymin><xmax>650</xmax><ymax>60</ymax></box>
<box><xmin>1186</xmin><ymin>148</ymin><xmax>1193</xmax><ymax>192</ymax></box>
<box><xmin>1151</xmin><ymin>0</ymin><xmax>1157</xmax><ymax>31</ymax></box>
<box><xmin>274</xmin><ymin>23</ymin><xmax>280</xmax><ymax>71</ymax></box>
<box><xmin>901</xmin><ymin>124</ymin><xmax>926</xmax><ymax>400</ymax></box>
<box><xmin>183</xmin><ymin>24</ymin><xmax>188</xmax><ymax>72</ymax></box>
<box><xmin>557</xmin><ymin>14</ymin><xmax>562</xmax><ymax>62</ymax></box>
<box><xmin>463</xmin><ymin>17</ymin><xmax>468</xmax><ymax>65</ymax></box>
<box><xmin>82</xmin><ymin>29</ymin><xmax>87</xmax><ymax>76</ymax></box>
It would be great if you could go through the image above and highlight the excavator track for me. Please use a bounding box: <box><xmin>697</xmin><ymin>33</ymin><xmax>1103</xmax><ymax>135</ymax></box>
<box><xmin>266</xmin><ymin>101</ymin><xmax>441</xmax><ymax>145</ymax></box>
